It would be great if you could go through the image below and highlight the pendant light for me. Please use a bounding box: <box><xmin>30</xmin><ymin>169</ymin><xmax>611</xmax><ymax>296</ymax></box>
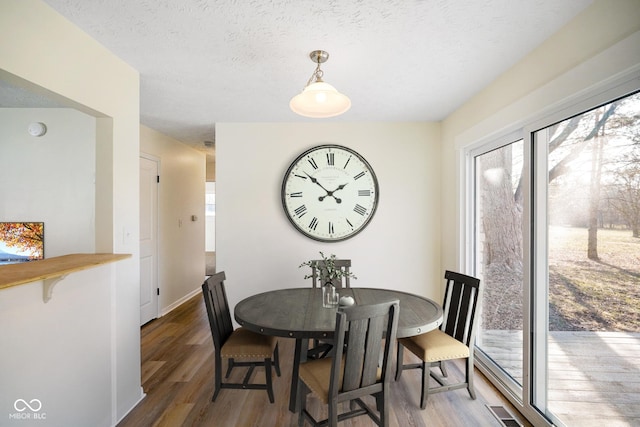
<box><xmin>289</xmin><ymin>50</ymin><xmax>351</xmax><ymax>118</ymax></box>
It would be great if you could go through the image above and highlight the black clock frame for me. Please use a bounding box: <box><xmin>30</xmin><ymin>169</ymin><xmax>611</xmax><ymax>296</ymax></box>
<box><xmin>281</xmin><ymin>144</ymin><xmax>379</xmax><ymax>242</ymax></box>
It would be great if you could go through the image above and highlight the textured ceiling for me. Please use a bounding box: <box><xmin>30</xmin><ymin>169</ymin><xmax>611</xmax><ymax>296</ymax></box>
<box><xmin>3</xmin><ymin>0</ymin><xmax>593</xmax><ymax>157</ymax></box>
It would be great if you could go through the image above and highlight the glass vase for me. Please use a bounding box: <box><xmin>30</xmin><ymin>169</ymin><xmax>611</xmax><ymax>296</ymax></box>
<box><xmin>322</xmin><ymin>283</ymin><xmax>339</xmax><ymax>308</ymax></box>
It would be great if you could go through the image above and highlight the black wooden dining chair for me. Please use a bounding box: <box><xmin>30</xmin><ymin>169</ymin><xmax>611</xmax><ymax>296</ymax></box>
<box><xmin>201</xmin><ymin>271</ymin><xmax>281</xmax><ymax>403</ymax></box>
<box><xmin>395</xmin><ymin>270</ymin><xmax>481</xmax><ymax>409</ymax></box>
<box><xmin>297</xmin><ymin>299</ymin><xmax>399</xmax><ymax>427</ymax></box>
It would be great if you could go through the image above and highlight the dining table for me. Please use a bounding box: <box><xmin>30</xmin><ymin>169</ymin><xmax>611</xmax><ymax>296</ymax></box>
<box><xmin>234</xmin><ymin>287</ymin><xmax>443</xmax><ymax>412</ymax></box>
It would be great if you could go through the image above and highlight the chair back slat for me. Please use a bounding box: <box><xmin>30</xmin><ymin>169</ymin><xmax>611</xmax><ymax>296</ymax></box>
<box><xmin>333</xmin><ymin>300</ymin><xmax>399</xmax><ymax>395</ymax></box>
<box><xmin>362</xmin><ymin>315</ymin><xmax>385</xmax><ymax>386</ymax></box>
<box><xmin>343</xmin><ymin>318</ymin><xmax>367</xmax><ymax>390</ymax></box>
<box><xmin>311</xmin><ymin>259</ymin><xmax>352</xmax><ymax>289</ymax></box>
<box><xmin>202</xmin><ymin>272</ymin><xmax>234</xmax><ymax>350</ymax></box>
<box><xmin>441</xmin><ymin>270</ymin><xmax>481</xmax><ymax>347</ymax></box>
<box><xmin>443</xmin><ymin>281</ymin><xmax>462</xmax><ymax>337</ymax></box>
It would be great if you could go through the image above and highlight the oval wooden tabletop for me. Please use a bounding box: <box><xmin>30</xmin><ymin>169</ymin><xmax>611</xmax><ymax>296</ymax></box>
<box><xmin>234</xmin><ymin>287</ymin><xmax>443</xmax><ymax>339</ymax></box>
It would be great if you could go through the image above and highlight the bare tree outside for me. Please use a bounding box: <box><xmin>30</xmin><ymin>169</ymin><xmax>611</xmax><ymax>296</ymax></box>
<box><xmin>608</xmin><ymin>149</ymin><xmax>640</xmax><ymax>238</ymax></box>
<box><xmin>476</xmin><ymin>93</ymin><xmax>640</xmax><ymax>406</ymax></box>
<box><xmin>477</xmin><ymin>142</ymin><xmax>524</xmax><ymax>331</ymax></box>
<box><xmin>479</xmin><ymin>92</ymin><xmax>640</xmax><ymax>333</ymax></box>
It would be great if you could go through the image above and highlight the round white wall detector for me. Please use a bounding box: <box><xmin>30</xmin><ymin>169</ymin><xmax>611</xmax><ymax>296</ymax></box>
<box><xmin>28</xmin><ymin>122</ymin><xmax>47</xmax><ymax>137</ymax></box>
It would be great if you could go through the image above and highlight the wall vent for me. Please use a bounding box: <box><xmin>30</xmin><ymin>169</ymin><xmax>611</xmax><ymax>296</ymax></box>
<box><xmin>486</xmin><ymin>405</ymin><xmax>523</xmax><ymax>427</ymax></box>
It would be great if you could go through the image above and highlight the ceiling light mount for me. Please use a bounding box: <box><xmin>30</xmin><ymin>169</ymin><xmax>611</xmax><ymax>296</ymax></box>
<box><xmin>290</xmin><ymin>50</ymin><xmax>351</xmax><ymax>118</ymax></box>
<box><xmin>310</xmin><ymin>50</ymin><xmax>329</xmax><ymax>65</ymax></box>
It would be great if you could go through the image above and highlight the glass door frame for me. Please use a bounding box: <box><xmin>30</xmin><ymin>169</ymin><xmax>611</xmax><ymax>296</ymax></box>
<box><xmin>529</xmin><ymin>125</ymin><xmax>550</xmax><ymax>422</ymax></box>
<box><xmin>464</xmin><ymin>131</ymin><xmax>545</xmax><ymax>423</ymax></box>
<box><xmin>461</xmin><ymin>69</ymin><xmax>640</xmax><ymax>427</ymax></box>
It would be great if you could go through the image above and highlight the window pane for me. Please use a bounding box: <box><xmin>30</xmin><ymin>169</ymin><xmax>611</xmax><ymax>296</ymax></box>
<box><xmin>474</xmin><ymin>139</ymin><xmax>524</xmax><ymax>391</ymax></box>
<box><xmin>538</xmin><ymin>91</ymin><xmax>640</xmax><ymax>425</ymax></box>
<box><xmin>206</xmin><ymin>193</ymin><xmax>216</xmax><ymax>216</ymax></box>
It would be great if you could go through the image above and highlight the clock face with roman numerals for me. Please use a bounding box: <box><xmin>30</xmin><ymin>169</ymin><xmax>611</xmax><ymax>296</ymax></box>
<box><xmin>281</xmin><ymin>144</ymin><xmax>379</xmax><ymax>242</ymax></box>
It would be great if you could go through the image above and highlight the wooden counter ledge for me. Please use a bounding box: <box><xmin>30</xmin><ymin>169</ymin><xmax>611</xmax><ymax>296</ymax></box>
<box><xmin>0</xmin><ymin>253</ymin><xmax>131</xmax><ymax>302</ymax></box>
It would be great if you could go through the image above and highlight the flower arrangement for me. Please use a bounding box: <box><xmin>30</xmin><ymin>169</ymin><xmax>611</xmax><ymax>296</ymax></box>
<box><xmin>299</xmin><ymin>251</ymin><xmax>357</xmax><ymax>286</ymax></box>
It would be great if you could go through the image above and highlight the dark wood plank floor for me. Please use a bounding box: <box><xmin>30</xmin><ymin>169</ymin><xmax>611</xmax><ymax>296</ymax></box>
<box><xmin>117</xmin><ymin>293</ymin><xmax>532</xmax><ymax>427</ymax></box>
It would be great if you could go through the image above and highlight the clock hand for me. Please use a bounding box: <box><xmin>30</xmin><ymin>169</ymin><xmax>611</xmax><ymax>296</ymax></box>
<box><xmin>319</xmin><ymin>192</ymin><xmax>342</xmax><ymax>203</ymax></box>
<box><xmin>319</xmin><ymin>183</ymin><xmax>348</xmax><ymax>203</ymax></box>
<box><xmin>318</xmin><ymin>182</ymin><xmax>348</xmax><ymax>202</ymax></box>
<box><xmin>332</xmin><ymin>184</ymin><xmax>347</xmax><ymax>203</ymax></box>
<box><xmin>304</xmin><ymin>171</ymin><xmax>331</xmax><ymax>193</ymax></box>
<box><xmin>305</xmin><ymin>172</ymin><xmax>349</xmax><ymax>203</ymax></box>
<box><xmin>334</xmin><ymin>182</ymin><xmax>348</xmax><ymax>192</ymax></box>
<box><xmin>330</xmin><ymin>183</ymin><xmax>349</xmax><ymax>203</ymax></box>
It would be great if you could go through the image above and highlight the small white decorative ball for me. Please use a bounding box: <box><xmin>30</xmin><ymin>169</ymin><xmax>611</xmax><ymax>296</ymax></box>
<box><xmin>339</xmin><ymin>296</ymin><xmax>355</xmax><ymax>306</ymax></box>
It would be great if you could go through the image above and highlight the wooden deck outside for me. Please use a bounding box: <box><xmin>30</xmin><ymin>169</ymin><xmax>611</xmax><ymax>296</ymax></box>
<box><xmin>480</xmin><ymin>330</ymin><xmax>640</xmax><ymax>427</ymax></box>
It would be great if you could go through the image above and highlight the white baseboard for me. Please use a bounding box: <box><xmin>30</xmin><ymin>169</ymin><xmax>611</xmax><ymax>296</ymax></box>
<box><xmin>160</xmin><ymin>287</ymin><xmax>202</xmax><ymax>317</ymax></box>
<box><xmin>113</xmin><ymin>388</ymin><xmax>145</xmax><ymax>427</ymax></box>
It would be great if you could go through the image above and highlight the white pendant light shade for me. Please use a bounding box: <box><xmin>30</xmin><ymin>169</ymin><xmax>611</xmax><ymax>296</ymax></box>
<box><xmin>289</xmin><ymin>81</ymin><xmax>351</xmax><ymax>118</ymax></box>
<box><xmin>290</xmin><ymin>50</ymin><xmax>351</xmax><ymax>118</ymax></box>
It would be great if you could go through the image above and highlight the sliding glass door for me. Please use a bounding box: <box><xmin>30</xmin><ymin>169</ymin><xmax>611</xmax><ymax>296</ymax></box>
<box><xmin>531</xmin><ymin>92</ymin><xmax>640</xmax><ymax>426</ymax></box>
<box><xmin>469</xmin><ymin>90</ymin><xmax>640</xmax><ymax>426</ymax></box>
<box><xmin>473</xmin><ymin>138</ymin><xmax>525</xmax><ymax>399</ymax></box>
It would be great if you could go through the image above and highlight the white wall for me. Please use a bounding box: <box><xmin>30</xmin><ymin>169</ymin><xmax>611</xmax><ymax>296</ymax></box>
<box><xmin>0</xmin><ymin>108</ymin><xmax>96</xmax><ymax>256</ymax></box>
<box><xmin>140</xmin><ymin>125</ymin><xmax>206</xmax><ymax>312</ymax></box>
<box><xmin>0</xmin><ymin>1</ymin><xmax>142</xmax><ymax>424</ymax></box>
<box><xmin>216</xmin><ymin>122</ymin><xmax>442</xmax><ymax>315</ymax></box>
<box><xmin>0</xmin><ymin>266</ymin><xmax>114</xmax><ymax>426</ymax></box>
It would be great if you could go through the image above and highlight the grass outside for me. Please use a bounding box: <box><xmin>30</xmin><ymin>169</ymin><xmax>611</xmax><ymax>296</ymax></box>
<box><xmin>548</xmin><ymin>226</ymin><xmax>640</xmax><ymax>332</ymax></box>
<box><xmin>482</xmin><ymin>227</ymin><xmax>640</xmax><ymax>332</ymax></box>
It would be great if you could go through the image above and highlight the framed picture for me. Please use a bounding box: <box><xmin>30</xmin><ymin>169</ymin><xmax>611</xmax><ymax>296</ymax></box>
<box><xmin>0</xmin><ymin>222</ymin><xmax>44</xmax><ymax>265</ymax></box>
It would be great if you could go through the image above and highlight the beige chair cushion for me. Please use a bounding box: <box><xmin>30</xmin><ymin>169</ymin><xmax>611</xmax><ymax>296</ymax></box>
<box><xmin>399</xmin><ymin>330</ymin><xmax>469</xmax><ymax>362</ymax></box>
<box><xmin>299</xmin><ymin>356</ymin><xmax>382</xmax><ymax>404</ymax></box>
<box><xmin>221</xmin><ymin>327</ymin><xmax>276</xmax><ymax>358</ymax></box>
<box><xmin>299</xmin><ymin>357</ymin><xmax>344</xmax><ymax>404</ymax></box>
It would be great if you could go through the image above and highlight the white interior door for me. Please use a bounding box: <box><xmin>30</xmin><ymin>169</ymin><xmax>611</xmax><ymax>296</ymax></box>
<box><xmin>140</xmin><ymin>155</ymin><xmax>159</xmax><ymax>325</ymax></box>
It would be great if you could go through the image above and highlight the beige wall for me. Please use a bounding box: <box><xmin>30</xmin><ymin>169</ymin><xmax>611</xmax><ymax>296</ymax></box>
<box><xmin>216</xmin><ymin>122</ymin><xmax>442</xmax><ymax>313</ymax></box>
<box><xmin>206</xmin><ymin>159</ymin><xmax>216</xmax><ymax>181</ymax></box>
<box><xmin>0</xmin><ymin>0</ymin><xmax>142</xmax><ymax>424</ymax></box>
<box><xmin>140</xmin><ymin>125</ymin><xmax>206</xmax><ymax>313</ymax></box>
<box><xmin>440</xmin><ymin>0</ymin><xmax>640</xmax><ymax>273</ymax></box>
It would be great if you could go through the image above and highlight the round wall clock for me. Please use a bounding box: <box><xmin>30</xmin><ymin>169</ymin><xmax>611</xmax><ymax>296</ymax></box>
<box><xmin>281</xmin><ymin>144</ymin><xmax>379</xmax><ymax>242</ymax></box>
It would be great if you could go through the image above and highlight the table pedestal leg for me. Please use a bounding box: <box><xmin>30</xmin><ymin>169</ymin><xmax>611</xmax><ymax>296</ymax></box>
<box><xmin>289</xmin><ymin>338</ymin><xmax>308</xmax><ymax>413</ymax></box>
